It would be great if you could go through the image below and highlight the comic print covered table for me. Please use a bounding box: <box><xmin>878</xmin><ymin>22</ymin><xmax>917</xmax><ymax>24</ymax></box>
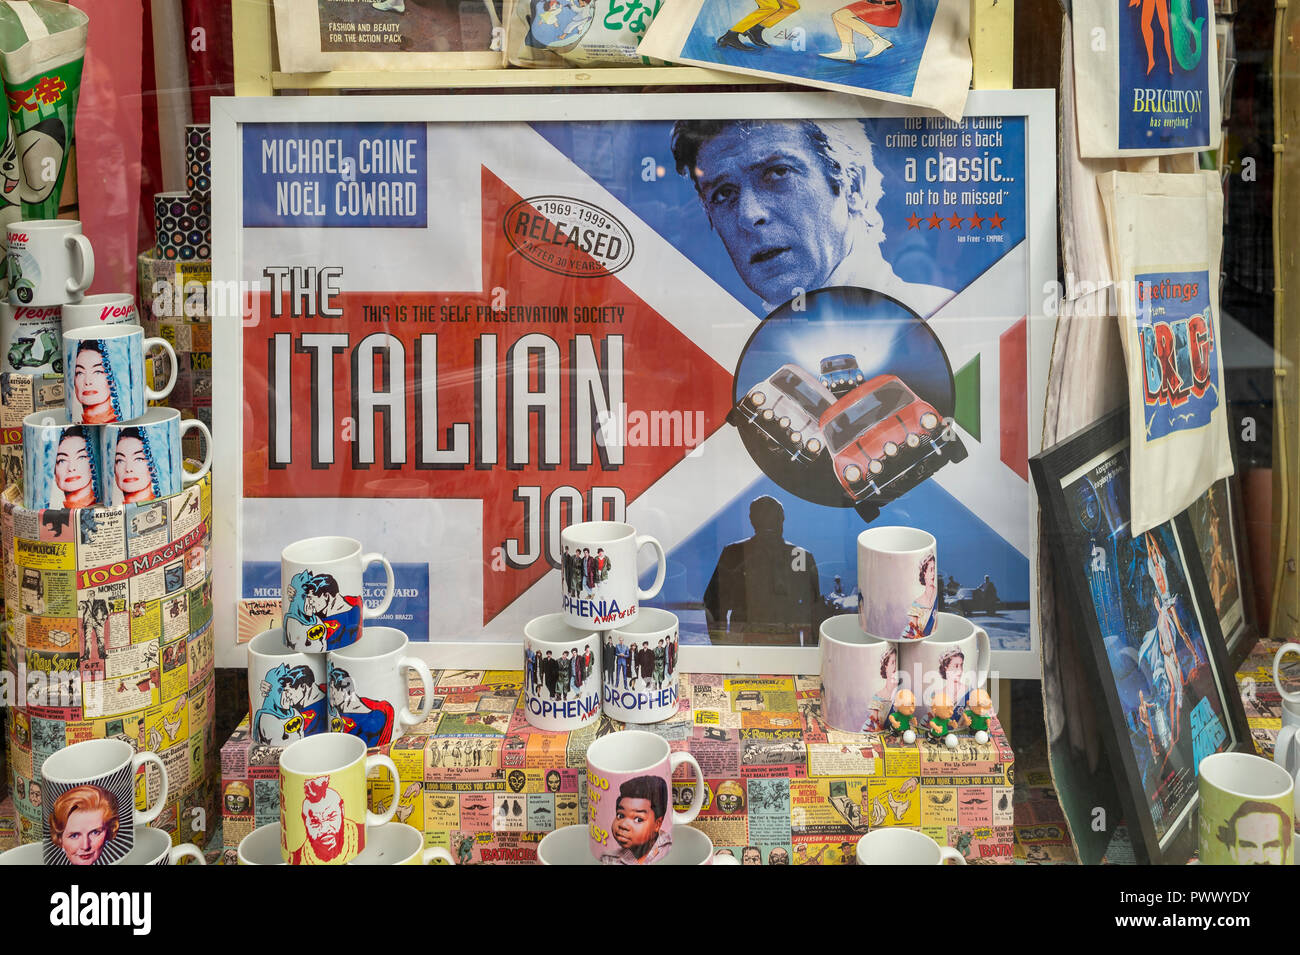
<box><xmin>217</xmin><ymin>670</ymin><xmax>1016</xmax><ymax>864</ymax></box>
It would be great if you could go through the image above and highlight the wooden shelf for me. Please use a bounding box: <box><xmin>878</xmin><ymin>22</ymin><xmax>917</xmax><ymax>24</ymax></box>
<box><xmin>271</xmin><ymin>66</ymin><xmax>771</xmax><ymax>92</ymax></box>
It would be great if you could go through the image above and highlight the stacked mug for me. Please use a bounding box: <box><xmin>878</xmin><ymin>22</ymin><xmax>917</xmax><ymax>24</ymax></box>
<box><xmin>523</xmin><ymin>520</ymin><xmax>681</xmax><ymax>733</ymax></box>
<box><xmin>0</xmin><ymin>738</ymin><xmax>204</xmax><ymax>866</ymax></box>
<box><xmin>14</xmin><ymin>229</ymin><xmax>214</xmax><ymax>513</ymax></box>
<box><xmin>821</xmin><ymin>527</ymin><xmax>992</xmax><ymax>750</ymax></box>
<box><xmin>153</xmin><ymin>122</ymin><xmax>212</xmax><ymax>261</ymax></box>
<box><xmin>241</xmin><ymin>535</ymin><xmax>451</xmax><ymax>864</ymax></box>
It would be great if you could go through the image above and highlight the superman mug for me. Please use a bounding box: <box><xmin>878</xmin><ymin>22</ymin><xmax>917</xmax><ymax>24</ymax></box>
<box><xmin>281</xmin><ymin>536</ymin><xmax>395</xmax><ymax>652</ymax></box>
<box><xmin>326</xmin><ymin>627</ymin><xmax>434</xmax><ymax>749</ymax></box>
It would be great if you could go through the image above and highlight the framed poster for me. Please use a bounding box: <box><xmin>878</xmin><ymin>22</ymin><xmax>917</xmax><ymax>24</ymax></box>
<box><xmin>272</xmin><ymin>0</ymin><xmax>504</xmax><ymax>73</ymax></box>
<box><xmin>1185</xmin><ymin>476</ymin><xmax>1257</xmax><ymax>670</ymax></box>
<box><xmin>211</xmin><ymin>90</ymin><xmax>1056</xmax><ymax>675</ymax></box>
<box><xmin>1030</xmin><ymin>410</ymin><xmax>1250</xmax><ymax>864</ymax></box>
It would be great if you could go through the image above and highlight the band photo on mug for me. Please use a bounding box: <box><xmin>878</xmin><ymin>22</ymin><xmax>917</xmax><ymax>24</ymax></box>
<box><xmin>561</xmin><ymin>544</ymin><xmax>612</xmax><ymax>600</ymax></box>
<box><xmin>603</xmin><ymin>631</ymin><xmax>679</xmax><ymax>694</ymax></box>
<box><xmin>525</xmin><ymin>640</ymin><xmax>597</xmax><ymax>702</ymax></box>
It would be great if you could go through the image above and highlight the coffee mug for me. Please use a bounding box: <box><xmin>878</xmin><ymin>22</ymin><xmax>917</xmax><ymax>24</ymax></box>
<box><xmin>247</xmin><ymin>628</ymin><xmax>329</xmax><ymax>747</ymax></box>
<box><xmin>604</xmin><ymin>608</ymin><xmax>682</xmax><ymax>724</ymax></box>
<box><xmin>523</xmin><ymin>614</ymin><xmax>602</xmax><ymax>732</ymax></box>
<box><xmin>327</xmin><ymin>627</ymin><xmax>434</xmax><ymax>748</ymax></box>
<box><xmin>280</xmin><ymin>732</ymin><xmax>399</xmax><ymax>864</ymax></box>
<box><xmin>1197</xmin><ymin>751</ymin><xmax>1295</xmax><ymax>865</ymax></box>
<box><xmin>901</xmin><ymin>612</ymin><xmax>992</xmax><ymax>727</ymax></box>
<box><xmin>98</xmin><ymin>407</ymin><xmax>213</xmax><ymax>505</ymax></box>
<box><xmin>857</xmin><ymin>526</ymin><xmax>938</xmax><ymax>641</ymax></box>
<box><xmin>856</xmin><ymin>827</ymin><xmax>967</xmax><ymax>865</ymax></box>
<box><xmin>820</xmin><ymin>614</ymin><xmax>898</xmax><ymax>733</ymax></box>
<box><xmin>0</xmin><ymin>844</ymin><xmax>44</xmax><ymax>865</ymax></box>
<box><xmin>1275</xmin><ymin>643</ymin><xmax>1300</xmax><ymax>706</ymax></box>
<box><xmin>1272</xmin><ymin>698</ymin><xmax>1300</xmax><ymax>817</ymax></box>
<box><xmin>61</xmin><ymin>292</ymin><xmax>138</xmax><ymax>334</ymax></box>
<box><xmin>348</xmin><ymin>822</ymin><xmax>455</xmax><ymax>865</ymax></box>
<box><xmin>238</xmin><ymin>823</ymin><xmax>286</xmax><ymax>865</ymax></box>
<box><xmin>281</xmin><ymin>535</ymin><xmax>395</xmax><ymax>653</ymax></box>
<box><xmin>7</xmin><ymin>219</ymin><xmax>94</xmax><ymax>305</ymax></box>
<box><xmin>118</xmin><ymin>826</ymin><xmax>205</xmax><ymax>865</ymax></box>
<box><xmin>0</xmin><ymin>302</ymin><xmax>62</xmax><ymax>374</ymax></box>
<box><xmin>585</xmin><ymin>729</ymin><xmax>705</xmax><ymax>864</ymax></box>
<box><xmin>538</xmin><ymin>823</ymin><xmax>739</xmax><ymax>865</ymax></box>
<box><xmin>23</xmin><ymin>409</ymin><xmax>99</xmax><ymax>509</ymax></box>
<box><xmin>40</xmin><ymin>738</ymin><xmax>169</xmax><ymax>865</ymax></box>
<box><xmin>559</xmin><ymin>521</ymin><xmax>666</xmax><ymax>629</ymax></box>
<box><xmin>64</xmin><ymin>324</ymin><xmax>177</xmax><ymax>424</ymax></box>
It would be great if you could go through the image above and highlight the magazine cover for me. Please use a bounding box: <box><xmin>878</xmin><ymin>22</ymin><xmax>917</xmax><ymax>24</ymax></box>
<box><xmin>638</xmin><ymin>0</ymin><xmax>972</xmax><ymax>119</ymax></box>
<box><xmin>212</xmin><ymin>91</ymin><xmax>1054</xmax><ymax>676</ymax></box>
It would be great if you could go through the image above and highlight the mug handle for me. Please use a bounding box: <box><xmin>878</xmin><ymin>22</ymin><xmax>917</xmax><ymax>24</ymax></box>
<box><xmin>169</xmin><ymin>843</ymin><xmax>206</xmax><ymax>865</ymax></box>
<box><xmin>64</xmin><ymin>234</ymin><xmax>95</xmax><ymax>300</ymax></box>
<box><xmin>939</xmin><ymin>846</ymin><xmax>968</xmax><ymax>865</ymax></box>
<box><xmin>365</xmin><ymin>754</ymin><xmax>400</xmax><ymax>826</ymax></box>
<box><xmin>669</xmin><ymin>751</ymin><xmax>705</xmax><ymax>825</ymax></box>
<box><xmin>972</xmin><ymin>625</ymin><xmax>991</xmax><ymax>691</ymax></box>
<box><xmin>423</xmin><ymin>846</ymin><xmax>455</xmax><ymax>865</ymax></box>
<box><xmin>143</xmin><ymin>337</ymin><xmax>178</xmax><ymax>402</ymax></box>
<box><xmin>361</xmin><ymin>553</ymin><xmax>395</xmax><ymax>619</ymax></box>
<box><xmin>1276</xmin><ymin>726</ymin><xmax>1299</xmax><ymax>775</ymax></box>
<box><xmin>133</xmin><ymin>751</ymin><xmax>169</xmax><ymax>825</ymax></box>
<box><xmin>635</xmin><ymin>534</ymin><xmax>667</xmax><ymax>601</ymax></box>
<box><xmin>179</xmin><ymin>418</ymin><xmax>214</xmax><ymax>484</ymax></box>
<box><xmin>1274</xmin><ymin>643</ymin><xmax>1300</xmax><ymax>705</ymax></box>
<box><xmin>399</xmin><ymin>655</ymin><xmax>434</xmax><ymax>727</ymax></box>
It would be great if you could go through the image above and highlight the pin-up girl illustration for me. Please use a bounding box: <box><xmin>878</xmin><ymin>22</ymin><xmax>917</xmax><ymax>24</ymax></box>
<box><xmin>903</xmin><ymin>553</ymin><xmax>938</xmax><ymax>639</ymax></box>
<box><xmin>53</xmin><ymin>425</ymin><xmax>97</xmax><ymax>508</ymax></box>
<box><xmin>72</xmin><ymin>341</ymin><xmax>122</xmax><ymax>424</ymax></box>
<box><xmin>110</xmin><ymin>427</ymin><xmax>159</xmax><ymax>504</ymax></box>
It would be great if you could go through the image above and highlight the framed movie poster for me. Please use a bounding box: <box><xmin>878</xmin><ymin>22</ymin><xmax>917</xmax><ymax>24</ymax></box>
<box><xmin>211</xmin><ymin>90</ymin><xmax>1056</xmax><ymax>674</ymax></box>
<box><xmin>1185</xmin><ymin>475</ymin><xmax>1258</xmax><ymax>670</ymax></box>
<box><xmin>1030</xmin><ymin>410</ymin><xmax>1250</xmax><ymax>864</ymax></box>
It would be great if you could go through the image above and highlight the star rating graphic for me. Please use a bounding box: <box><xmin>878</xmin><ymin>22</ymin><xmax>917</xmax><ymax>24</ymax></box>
<box><xmin>904</xmin><ymin>209</ymin><xmax>1008</xmax><ymax>230</ymax></box>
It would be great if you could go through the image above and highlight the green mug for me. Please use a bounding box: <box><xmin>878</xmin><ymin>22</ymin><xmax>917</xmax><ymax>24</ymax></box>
<box><xmin>1198</xmin><ymin>752</ymin><xmax>1294</xmax><ymax>865</ymax></box>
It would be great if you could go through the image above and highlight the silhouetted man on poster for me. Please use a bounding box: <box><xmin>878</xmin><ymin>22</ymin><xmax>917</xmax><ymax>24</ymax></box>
<box><xmin>703</xmin><ymin>495</ymin><xmax>823</xmax><ymax>645</ymax></box>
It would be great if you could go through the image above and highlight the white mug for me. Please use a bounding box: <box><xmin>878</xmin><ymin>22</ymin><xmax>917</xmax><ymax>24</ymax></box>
<box><xmin>22</xmin><ymin>409</ymin><xmax>99</xmax><ymax>510</ymax></box>
<box><xmin>856</xmin><ymin>827</ymin><xmax>967</xmax><ymax>865</ymax></box>
<box><xmin>559</xmin><ymin>521</ymin><xmax>666</xmax><ymax>629</ymax></box>
<box><xmin>99</xmin><ymin>407</ymin><xmax>213</xmax><ymax>504</ymax></box>
<box><xmin>858</xmin><ymin>526</ymin><xmax>938</xmax><ymax>641</ymax></box>
<box><xmin>1274</xmin><ymin>698</ymin><xmax>1300</xmax><ymax>818</ymax></box>
<box><xmin>819</xmin><ymin>614</ymin><xmax>897</xmax><ymax>733</ymax></box>
<box><xmin>60</xmin><ymin>292</ymin><xmax>138</xmax><ymax>334</ymax></box>
<box><xmin>604</xmin><ymin>608</ymin><xmax>682</xmax><ymax>724</ymax></box>
<box><xmin>523</xmin><ymin>613</ymin><xmax>601</xmax><ymax>732</ymax></box>
<box><xmin>348</xmin><ymin>822</ymin><xmax>455</xmax><ymax>865</ymax></box>
<box><xmin>247</xmin><ymin>628</ymin><xmax>329</xmax><ymax>747</ymax></box>
<box><xmin>327</xmin><ymin>627</ymin><xmax>434</xmax><ymax>748</ymax></box>
<box><xmin>281</xmin><ymin>535</ymin><xmax>395</xmax><ymax>653</ymax></box>
<box><xmin>0</xmin><ymin>844</ymin><xmax>45</xmax><ymax>865</ymax></box>
<box><xmin>40</xmin><ymin>738</ymin><xmax>169</xmax><ymax>865</ymax></box>
<box><xmin>237</xmin><ymin>823</ymin><xmax>286</xmax><ymax>865</ymax></box>
<box><xmin>538</xmin><ymin>824</ymin><xmax>738</xmax><ymax>865</ymax></box>
<box><xmin>118</xmin><ymin>826</ymin><xmax>205</xmax><ymax>865</ymax></box>
<box><xmin>900</xmin><ymin>612</ymin><xmax>991</xmax><ymax>729</ymax></box>
<box><xmin>64</xmin><ymin>323</ymin><xmax>177</xmax><ymax>424</ymax></box>
<box><xmin>1275</xmin><ymin>643</ymin><xmax>1300</xmax><ymax>706</ymax></box>
<box><xmin>7</xmin><ymin>219</ymin><xmax>94</xmax><ymax>305</ymax></box>
<box><xmin>0</xmin><ymin>302</ymin><xmax>62</xmax><ymax>374</ymax></box>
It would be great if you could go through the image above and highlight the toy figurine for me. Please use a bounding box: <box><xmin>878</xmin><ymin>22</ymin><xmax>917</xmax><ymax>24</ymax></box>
<box><xmin>887</xmin><ymin>688</ymin><xmax>917</xmax><ymax>744</ymax></box>
<box><xmin>963</xmin><ymin>688</ymin><xmax>994</xmax><ymax>744</ymax></box>
<box><xmin>927</xmin><ymin>692</ymin><xmax>959</xmax><ymax>749</ymax></box>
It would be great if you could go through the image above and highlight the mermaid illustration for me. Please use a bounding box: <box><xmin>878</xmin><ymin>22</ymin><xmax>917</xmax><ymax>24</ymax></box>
<box><xmin>109</xmin><ymin>427</ymin><xmax>160</xmax><ymax>504</ymax></box>
<box><xmin>902</xmin><ymin>554</ymin><xmax>938</xmax><ymax>639</ymax></box>
<box><xmin>254</xmin><ymin>662</ymin><xmax>327</xmax><ymax>745</ymax></box>
<box><xmin>72</xmin><ymin>340</ymin><xmax>123</xmax><ymax>424</ymax></box>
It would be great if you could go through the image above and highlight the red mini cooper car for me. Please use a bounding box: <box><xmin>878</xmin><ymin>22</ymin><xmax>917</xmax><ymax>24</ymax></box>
<box><xmin>820</xmin><ymin>374</ymin><xmax>966</xmax><ymax>519</ymax></box>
